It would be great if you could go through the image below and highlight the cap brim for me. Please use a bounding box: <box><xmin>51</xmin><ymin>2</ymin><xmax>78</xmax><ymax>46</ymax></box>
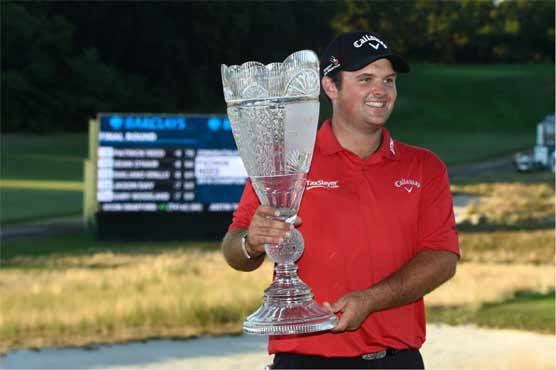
<box><xmin>344</xmin><ymin>53</ymin><xmax>410</xmax><ymax>73</ymax></box>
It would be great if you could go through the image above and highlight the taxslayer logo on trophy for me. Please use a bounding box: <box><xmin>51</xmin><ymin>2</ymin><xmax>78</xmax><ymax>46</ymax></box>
<box><xmin>394</xmin><ymin>178</ymin><xmax>421</xmax><ymax>193</ymax></box>
<box><xmin>306</xmin><ymin>179</ymin><xmax>340</xmax><ymax>191</ymax></box>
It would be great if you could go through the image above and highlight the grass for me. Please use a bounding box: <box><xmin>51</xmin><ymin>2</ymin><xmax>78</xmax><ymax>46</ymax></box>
<box><xmin>391</xmin><ymin>64</ymin><xmax>554</xmax><ymax>133</ymax></box>
<box><xmin>0</xmin><ymin>237</ymin><xmax>274</xmax><ymax>354</ymax></box>
<box><xmin>0</xmin><ymin>179</ymin><xmax>83</xmax><ymax>191</ymax></box>
<box><xmin>458</xmin><ymin>229</ymin><xmax>555</xmax><ymax>264</ymax></box>
<box><xmin>393</xmin><ymin>132</ymin><xmax>532</xmax><ymax>166</ymax></box>
<box><xmin>451</xmin><ymin>168</ymin><xmax>555</xmax><ymax>185</ymax></box>
<box><xmin>425</xmin><ymin>176</ymin><xmax>555</xmax><ymax>330</ymax></box>
<box><xmin>451</xmin><ymin>182</ymin><xmax>555</xmax><ymax>227</ymax></box>
<box><xmin>0</xmin><ymin>233</ymin><xmax>221</xmax><ymax>260</ymax></box>
<box><xmin>427</xmin><ymin>291</ymin><xmax>555</xmax><ymax>335</ymax></box>
<box><xmin>1</xmin><ymin>133</ymin><xmax>554</xmax><ymax>353</ymax></box>
<box><xmin>0</xmin><ymin>133</ymin><xmax>87</xmax><ymax>224</ymax></box>
<box><xmin>426</xmin><ymin>262</ymin><xmax>554</xmax><ymax>307</ymax></box>
<box><xmin>1</xmin><ymin>188</ymin><xmax>83</xmax><ymax>223</ymax></box>
<box><xmin>0</xmin><ymin>133</ymin><xmax>87</xmax><ymax>181</ymax></box>
<box><xmin>390</xmin><ymin>63</ymin><xmax>554</xmax><ymax>164</ymax></box>
<box><xmin>1</xmin><ymin>227</ymin><xmax>554</xmax><ymax>354</ymax></box>
<box><xmin>320</xmin><ymin>64</ymin><xmax>554</xmax><ymax>163</ymax></box>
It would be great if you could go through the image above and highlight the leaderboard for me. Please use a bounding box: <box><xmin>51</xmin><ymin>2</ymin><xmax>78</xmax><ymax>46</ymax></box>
<box><xmin>96</xmin><ymin>113</ymin><xmax>248</xmax><ymax>215</ymax></box>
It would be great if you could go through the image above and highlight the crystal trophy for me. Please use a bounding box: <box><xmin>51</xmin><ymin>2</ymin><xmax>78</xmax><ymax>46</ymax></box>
<box><xmin>221</xmin><ymin>50</ymin><xmax>337</xmax><ymax>335</ymax></box>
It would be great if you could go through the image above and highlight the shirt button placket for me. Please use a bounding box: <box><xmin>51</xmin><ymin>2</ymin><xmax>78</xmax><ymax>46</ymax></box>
<box><xmin>360</xmin><ymin>164</ymin><xmax>375</xmax><ymax>262</ymax></box>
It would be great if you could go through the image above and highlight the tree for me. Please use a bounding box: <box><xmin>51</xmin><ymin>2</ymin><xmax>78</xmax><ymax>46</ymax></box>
<box><xmin>330</xmin><ymin>0</ymin><xmax>555</xmax><ymax>64</ymax></box>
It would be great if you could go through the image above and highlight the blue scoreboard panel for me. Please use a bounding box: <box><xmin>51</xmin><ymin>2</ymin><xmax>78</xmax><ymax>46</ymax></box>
<box><xmin>95</xmin><ymin>113</ymin><xmax>248</xmax><ymax>240</ymax></box>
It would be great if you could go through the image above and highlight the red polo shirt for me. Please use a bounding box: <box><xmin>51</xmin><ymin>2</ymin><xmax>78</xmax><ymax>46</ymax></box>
<box><xmin>229</xmin><ymin>120</ymin><xmax>460</xmax><ymax>357</ymax></box>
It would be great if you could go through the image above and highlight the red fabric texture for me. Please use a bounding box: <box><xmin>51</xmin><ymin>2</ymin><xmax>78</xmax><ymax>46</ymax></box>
<box><xmin>229</xmin><ymin>120</ymin><xmax>460</xmax><ymax>357</ymax></box>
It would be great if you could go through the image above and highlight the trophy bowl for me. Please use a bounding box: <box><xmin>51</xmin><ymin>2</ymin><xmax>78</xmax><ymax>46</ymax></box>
<box><xmin>221</xmin><ymin>50</ymin><xmax>337</xmax><ymax>335</ymax></box>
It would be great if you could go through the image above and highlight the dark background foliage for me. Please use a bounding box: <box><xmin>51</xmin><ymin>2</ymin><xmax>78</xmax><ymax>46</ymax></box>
<box><xmin>2</xmin><ymin>0</ymin><xmax>554</xmax><ymax>133</ymax></box>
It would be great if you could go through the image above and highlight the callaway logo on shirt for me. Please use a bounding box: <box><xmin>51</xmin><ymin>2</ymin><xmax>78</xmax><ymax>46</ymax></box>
<box><xmin>394</xmin><ymin>178</ymin><xmax>421</xmax><ymax>193</ymax></box>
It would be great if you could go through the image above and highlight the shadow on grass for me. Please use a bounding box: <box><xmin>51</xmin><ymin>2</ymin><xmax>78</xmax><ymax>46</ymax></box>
<box><xmin>1</xmin><ymin>232</ymin><xmax>221</xmax><ymax>266</ymax></box>
<box><xmin>456</xmin><ymin>222</ymin><xmax>555</xmax><ymax>233</ymax></box>
<box><xmin>451</xmin><ymin>169</ymin><xmax>554</xmax><ymax>186</ymax></box>
<box><xmin>0</xmin><ymin>212</ymin><xmax>82</xmax><ymax>226</ymax></box>
<box><xmin>427</xmin><ymin>290</ymin><xmax>556</xmax><ymax>335</ymax></box>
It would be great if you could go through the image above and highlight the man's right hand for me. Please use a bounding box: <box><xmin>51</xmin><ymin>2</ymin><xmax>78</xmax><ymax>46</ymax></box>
<box><xmin>245</xmin><ymin>206</ymin><xmax>303</xmax><ymax>257</ymax></box>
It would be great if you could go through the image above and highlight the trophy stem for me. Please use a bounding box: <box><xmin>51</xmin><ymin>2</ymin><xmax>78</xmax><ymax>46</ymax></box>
<box><xmin>242</xmin><ymin>230</ymin><xmax>338</xmax><ymax>335</ymax></box>
<box><xmin>264</xmin><ymin>262</ymin><xmax>313</xmax><ymax>305</ymax></box>
<box><xmin>274</xmin><ymin>262</ymin><xmax>297</xmax><ymax>275</ymax></box>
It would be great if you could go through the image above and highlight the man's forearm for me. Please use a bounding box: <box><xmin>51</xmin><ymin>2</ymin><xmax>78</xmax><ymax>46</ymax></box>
<box><xmin>366</xmin><ymin>249</ymin><xmax>458</xmax><ymax>312</ymax></box>
<box><xmin>221</xmin><ymin>228</ymin><xmax>266</xmax><ymax>272</ymax></box>
<box><xmin>324</xmin><ymin>249</ymin><xmax>459</xmax><ymax>332</ymax></box>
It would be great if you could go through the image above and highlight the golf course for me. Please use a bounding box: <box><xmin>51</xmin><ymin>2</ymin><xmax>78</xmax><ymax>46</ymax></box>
<box><xmin>1</xmin><ymin>63</ymin><xmax>554</xmax><ymax>356</ymax></box>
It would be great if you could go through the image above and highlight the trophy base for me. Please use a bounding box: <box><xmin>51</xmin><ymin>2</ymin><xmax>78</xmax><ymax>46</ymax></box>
<box><xmin>243</xmin><ymin>300</ymin><xmax>338</xmax><ymax>335</ymax></box>
<box><xmin>243</xmin><ymin>261</ymin><xmax>338</xmax><ymax>336</ymax></box>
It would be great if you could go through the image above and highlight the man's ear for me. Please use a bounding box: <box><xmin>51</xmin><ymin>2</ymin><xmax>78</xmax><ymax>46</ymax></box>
<box><xmin>321</xmin><ymin>76</ymin><xmax>338</xmax><ymax>101</ymax></box>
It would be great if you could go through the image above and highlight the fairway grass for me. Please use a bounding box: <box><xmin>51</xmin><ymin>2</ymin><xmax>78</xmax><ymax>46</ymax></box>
<box><xmin>1</xmin><ymin>134</ymin><xmax>87</xmax><ymax>181</ymax></box>
<box><xmin>1</xmin><ymin>133</ymin><xmax>87</xmax><ymax>224</ymax></box>
<box><xmin>451</xmin><ymin>168</ymin><xmax>555</xmax><ymax>185</ymax></box>
<box><xmin>0</xmin><ymin>188</ymin><xmax>83</xmax><ymax>223</ymax></box>
<box><xmin>390</xmin><ymin>64</ymin><xmax>554</xmax><ymax>133</ymax></box>
<box><xmin>427</xmin><ymin>291</ymin><xmax>555</xmax><ymax>335</ymax></box>
<box><xmin>393</xmin><ymin>131</ymin><xmax>532</xmax><ymax>166</ymax></box>
<box><xmin>0</xmin><ymin>180</ymin><xmax>83</xmax><ymax>191</ymax></box>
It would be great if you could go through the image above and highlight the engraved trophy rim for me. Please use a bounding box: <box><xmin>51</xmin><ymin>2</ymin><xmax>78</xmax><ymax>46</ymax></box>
<box><xmin>221</xmin><ymin>49</ymin><xmax>321</xmax><ymax>105</ymax></box>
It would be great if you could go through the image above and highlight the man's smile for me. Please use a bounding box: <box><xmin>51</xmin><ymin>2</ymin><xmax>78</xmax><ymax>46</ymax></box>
<box><xmin>365</xmin><ymin>101</ymin><xmax>387</xmax><ymax>108</ymax></box>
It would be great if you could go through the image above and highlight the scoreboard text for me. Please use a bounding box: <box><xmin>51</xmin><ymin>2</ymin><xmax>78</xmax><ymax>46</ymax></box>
<box><xmin>96</xmin><ymin>114</ymin><xmax>248</xmax><ymax>216</ymax></box>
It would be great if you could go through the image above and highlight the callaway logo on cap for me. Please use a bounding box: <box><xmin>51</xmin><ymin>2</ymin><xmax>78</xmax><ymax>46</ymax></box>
<box><xmin>320</xmin><ymin>31</ymin><xmax>410</xmax><ymax>77</ymax></box>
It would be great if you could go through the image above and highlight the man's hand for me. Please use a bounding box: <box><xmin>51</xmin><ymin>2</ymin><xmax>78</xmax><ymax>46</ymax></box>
<box><xmin>221</xmin><ymin>206</ymin><xmax>303</xmax><ymax>271</ymax></box>
<box><xmin>323</xmin><ymin>290</ymin><xmax>375</xmax><ymax>333</ymax></box>
<box><xmin>245</xmin><ymin>206</ymin><xmax>303</xmax><ymax>257</ymax></box>
<box><xmin>322</xmin><ymin>249</ymin><xmax>458</xmax><ymax>333</ymax></box>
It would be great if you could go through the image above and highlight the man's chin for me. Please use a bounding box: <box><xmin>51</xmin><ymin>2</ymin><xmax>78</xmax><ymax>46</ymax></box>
<box><xmin>364</xmin><ymin>119</ymin><xmax>388</xmax><ymax>129</ymax></box>
<box><xmin>363</xmin><ymin>113</ymin><xmax>390</xmax><ymax>126</ymax></box>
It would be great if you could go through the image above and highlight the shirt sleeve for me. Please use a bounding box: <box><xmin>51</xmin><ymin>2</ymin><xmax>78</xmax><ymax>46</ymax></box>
<box><xmin>417</xmin><ymin>154</ymin><xmax>460</xmax><ymax>257</ymax></box>
<box><xmin>228</xmin><ymin>179</ymin><xmax>260</xmax><ymax>231</ymax></box>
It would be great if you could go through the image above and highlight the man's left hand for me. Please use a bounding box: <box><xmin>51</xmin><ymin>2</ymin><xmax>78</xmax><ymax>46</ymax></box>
<box><xmin>323</xmin><ymin>290</ymin><xmax>375</xmax><ymax>333</ymax></box>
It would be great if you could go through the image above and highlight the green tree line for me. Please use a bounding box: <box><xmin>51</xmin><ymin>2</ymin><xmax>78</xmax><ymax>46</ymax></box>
<box><xmin>1</xmin><ymin>1</ymin><xmax>554</xmax><ymax>133</ymax></box>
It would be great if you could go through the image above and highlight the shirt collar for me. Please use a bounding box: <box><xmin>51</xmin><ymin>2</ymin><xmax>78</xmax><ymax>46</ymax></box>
<box><xmin>375</xmin><ymin>125</ymin><xmax>399</xmax><ymax>161</ymax></box>
<box><xmin>317</xmin><ymin>119</ymin><xmax>399</xmax><ymax>161</ymax></box>
<box><xmin>317</xmin><ymin>119</ymin><xmax>344</xmax><ymax>156</ymax></box>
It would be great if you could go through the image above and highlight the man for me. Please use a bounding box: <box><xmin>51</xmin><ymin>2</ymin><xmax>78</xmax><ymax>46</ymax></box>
<box><xmin>221</xmin><ymin>31</ymin><xmax>460</xmax><ymax>369</ymax></box>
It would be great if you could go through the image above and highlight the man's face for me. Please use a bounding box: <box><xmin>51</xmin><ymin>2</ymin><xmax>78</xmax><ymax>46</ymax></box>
<box><xmin>332</xmin><ymin>58</ymin><xmax>397</xmax><ymax>130</ymax></box>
